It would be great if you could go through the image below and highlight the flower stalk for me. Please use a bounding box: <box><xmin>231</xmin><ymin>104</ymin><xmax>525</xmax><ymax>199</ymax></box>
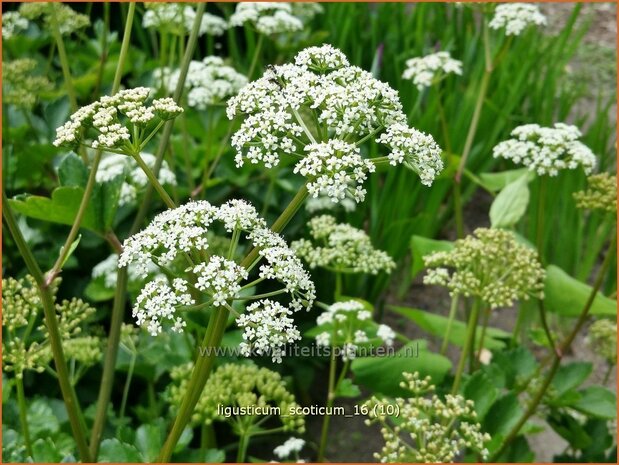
<box><xmin>451</xmin><ymin>299</ymin><xmax>481</xmax><ymax>394</ymax></box>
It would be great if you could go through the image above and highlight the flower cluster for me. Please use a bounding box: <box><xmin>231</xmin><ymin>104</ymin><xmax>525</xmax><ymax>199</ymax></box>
<box><xmin>292</xmin><ymin>215</ymin><xmax>395</xmax><ymax>275</ymax></box>
<box><xmin>19</xmin><ymin>2</ymin><xmax>89</xmax><ymax>36</ymax></box>
<box><xmin>2</xmin><ymin>59</ymin><xmax>52</xmax><ymax>110</ymax></box>
<box><xmin>228</xmin><ymin>45</ymin><xmax>442</xmax><ymax>199</ymax></box>
<box><xmin>402</xmin><ymin>51</ymin><xmax>463</xmax><ymax>90</ymax></box>
<box><xmin>155</xmin><ymin>57</ymin><xmax>248</xmax><ymax>109</ymax></box>
<box><xmin>424</xmin><ymin>228</ymin><xmax>545</xmax><ymax>308</ymax></box>
<box><xmin>2</xmin><ymin>11</ymin><xmax>29</xmax><ymax>39</ymax></box>
<box><xmin>96</xmin><ymin>152</ymin><xmax>177</xmax><ymax>206</ymax></box>
<box><xmin>119</xmin><ymin>199</ymin><xmax>315</xmax><ymax>357</ymax></box>
<box><xmin>365</xmin><ymin>372</ymin><xmax>491</xmax><ymax>463</ymax></box>
<box><xmin>295</xmin><ymin>140</ymin><xmax>376</xmax><ymax>203</ymax></box>
<box><xmin>167</xmin><ymin>362</ymin><xmax>305</xmax><ymax>432</ymax></box>
<box><xmin>588</xmin><ymin>319</ymin><xmax>617</xmax><ymax>365</ymax></box>
<box><xmin>91</xmin><ymin>253</ymin><xmax>162</xmax><ymax>290</ymax></box>
<box><xmin>489</xmin><ymin>3</ymin><xmax>547</xmax><ymax>36</ymax></box>
<box><xmin>573</xmin><ymin>173</ymin><xmax>617</xmax><ymax>213</ymax></box>
<box><xmin>230</xmin><ymin>2</ymin><xmax>321</xmax><ymax>35</ymax></box>
<box><xmin>492</xmin><ymin>123</ymin><xmax>596</xmax><ymax>176</ymax></box>
<box><xmin>376</xmin><ymin>123</ymin><xmax>444</xmax><ymax>186</ymax></box>
<box><xmin>53</xmin><ymin>87</ymin><xmax>183</xmax><ymax>151</ymax></box>
<box><xmin>314</xmin><ymin>300</ymin><xmax>395</xmax><ymax>361</ymax></box>
<box><xmin>2</xmin><ymin>275</ymin><xmax>101</xmax><ymax>380</ymax></box>
<box><xmin>142</xmin><ymin>3</ymin><xmax>227</xmax><ymax>36</ymax></box>
<box><xmin>274</xmin><ymin>437</ymin><xmax>306</xmax><ymax>460</ymax></box>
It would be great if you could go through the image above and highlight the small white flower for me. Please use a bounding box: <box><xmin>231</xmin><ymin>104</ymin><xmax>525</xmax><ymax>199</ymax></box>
<box><xmin>143</xmin><ymin>3</ymin><xmax>227</xmax><ymax>36</ymax></box>
<box><xmin>377</xmin><ymin>324</ymin><xmax>396</xmax><ymax>346</ymax></box>
<box><xmin>230</xmin><ymin>2</ymin><xmax>315</xmax><ymax>35</ymax></box>
<box><xmin>489</xmin><ymin>3</ymin><xmax>547</xmax><ymax>36</ymax></box>
<box><xmin>273</xmin><ymin>437</ymin><xmax>306</xmax><ymax>459</ymax></box>
<box><xmin>402</xmin><ymin>51</ymin><xmax>462</xmax><ymax>90</ymax></box>
<box><xmin>2</xmin><ymin>11</ymin><xmax>29</xmax><ymax>39</ymax></box>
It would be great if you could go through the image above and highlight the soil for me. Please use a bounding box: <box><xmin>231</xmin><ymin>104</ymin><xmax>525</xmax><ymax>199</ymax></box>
<box><xmin>305</xmin><ymin>3</ymin><xmax>617</xmax><ymax>462</ymax></box>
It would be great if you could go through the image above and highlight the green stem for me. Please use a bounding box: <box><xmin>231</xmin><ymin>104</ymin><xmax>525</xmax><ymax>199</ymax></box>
<box><xmin>440</xmin><ymin>295</ymin><xmax>459</xmax><ymax>355</ymax></box>
<box><xmin>247</xmin><ymin>34</ymin><xmax>264</xmax><ymax>80</ymax></box>
<box><xmin>490</xmin><ymin>234</ymin><xmax>617</xmax><ymax>461</ymax></box>
<box><xmin>451</xmin><ymin>299</ymin><xmax>481</xmax><ymax>394</ymax></box>
<box><xmin>132</xmin><ymin>151</ymin><xmax>176</xmax><ymax>209</ymax></box>
<box><xmin>536</xmin><ymin>176</ymin><xmax>547</xmax><ymax>259</ymax></box>
<box><xmin>334</xmin><ymin>272</ymin><xmax>342</xmax><ymax>300</ymax></box>
<box><xmin>49</xmin><ymin>6</ymin><xmax>78</xmax><ymax>113</ymax></box>
<box><xmin>118</xmin><ymin>351</ymin><xmax>137</xmax><ymax>420</ymax></box>
<box><xmin>2</xmin><ymin>191</ymin><xmax>92</xmax><ymax>462</ymax></box>
<box><xmin>475</xmin><ymin>306</ymin><xmax>491</xmax><ymax>369</ymax></box>
<box><xmin>16</xmin><ymin>376</ymin><xmax>33</xmax><ymax>457</ymax></box>
<box><xmin>317</xmin><ymin>347</ymin><xmax>338</xmax><ymax>462</ymax></box>
<box><xmin>236</xmin><ymin>432</ymin><xmax>250</xmax><ymax>463</ymax></box>
<box><xmin>200</xmin><ymin>423</ymin><xmax>216</xmax><ymax>450</ymax></box>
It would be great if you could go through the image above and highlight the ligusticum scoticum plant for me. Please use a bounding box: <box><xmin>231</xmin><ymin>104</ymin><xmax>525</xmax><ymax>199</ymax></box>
<box><xmin>142</xmin><ymin>2</ymin><xmax>227</xmax><ymax>37</ymax></box>
<box><xmin>573</xmin><ymin>172</ymin><xmax>617</xmax><ymax>213</ymax></box>
<box><xmin>402</xmin><ymin>51</ymin><xmax>463</xmax><ymax>91</ymax></box>
<box><xmin>19</xmin><ymin>2</ymin><xmax>90</xmax><ymax>36</ymax></box>
<box><xmin>2</xmin><ymin>11</ymin><xmax>29</xmax><ymax>40</ymax></box>
<box><xmin>227</xmin><ymin>44</ymin><xmax>444</xmax><ymax>203</ymax></box>
<box><xmin>492</xmin><ymin>123</ymin><xmax>597</xmax><ymax>176</ymax></box>
<box><xmin>424</xmin><ymin>228</ymin><xmax>545</xmax><ymax>308</ymax></box>
<box><xmin>489</xmin><ymin>3</ymin><xmax>547</xmax><ymax>36</ymax></box>
<box><xmin>118</xmin><ymin>199</ymin><xmax>315</xmax><ymax>362</ymax></box>
<box><xmin>2</xmin><ymin>59</ymin><xmax>53</xmax><ymax>110</ymax></box>
<box><xmin>365</xmin><ymin>372</ymin><xmax>491</xmax><ymax>463</ymax></box>
<box><xmin>292</xmin><ymin>214</ymin><xmax>395</xmax><ymax>275</ymax></box>
<box><xmin>154</xmin><ymin>57</ymin><xmax>248</xmax><ymax>110</ymax></box>
<box><xmin>229</xmin><ymin>2</ymin><xmax>322</xmax><ymax>36</ymax></box>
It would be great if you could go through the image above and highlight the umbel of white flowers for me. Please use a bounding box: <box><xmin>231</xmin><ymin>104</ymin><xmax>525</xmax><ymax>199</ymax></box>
<box><xmin>492</xmin><ymin>123</ymin><xmax>597</xmax><ymax>176</ymax></box>
<box><xmin>489</xmin><ymin>3</ymin><xmax>547</xmax><ymax>36</ymax></box>
<box><xmin>402</xmin><ymin>51</ymin><xmax>463</xmax><ymax>90</ymax></box>
<box><xmin>154</xmin><ymin>57</ymin><xmax>248</xmax><ymax>110</ymax></box>
<box><xmin>142</xmin><ymin>3</ymin><xmax>228</xmax><ymax>36</ymax></box>
<box><xmin>227</xmin><ymin>44</ymin><xmax>444</xmax><ymax>203</ymax></box>
<box><xmin>119</xmin><ymin>199</ymin><xmax>315</xmax><ymax>362</ymax></box>
<box><xmin>229</xmin><ymin>2</ymin><xmax>323</xmax><ymax>35</ymax></box>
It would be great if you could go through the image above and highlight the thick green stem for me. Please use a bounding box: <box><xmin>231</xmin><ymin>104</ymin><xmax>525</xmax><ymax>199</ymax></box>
<box><xmin>441</xmin><ymin>295</ymin><xmax>459</xmax><ymax>355</ymax></box>
<box><xmin>3</xmin><ymin>191</ymin><xmax>92</xmax><ymax>462</ymax></box>
<box><xmin>236</xmin><ymin>432</ymin><xmax>250</xmax><ymax>463</ymax></box>
<box><xmin>451</xmin><ymin>299</ymin><xmax>480</xmax><ymax>394</ymax></box>
<box><xmin>490</xmin><ymin>234</ymin><xmax>616</xmax><ymax>460</ymax></box>
<box><xmin>132</xmin><ymin>151</ymin><xmax>176</xmax><ymax>209</ymax></box>
<box><xmin>16</xmin><ymin>377</ymin><xmax>33</xmax><ymax>457</ymax></box>
<box><xmin>317</xmin><ymin>348</ymin><xmax>338</xmax><ymax>462</ymax></box>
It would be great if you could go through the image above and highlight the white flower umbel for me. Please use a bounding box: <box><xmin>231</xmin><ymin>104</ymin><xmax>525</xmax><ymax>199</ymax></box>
<box><xmin>314</xmin><ymin>300</ymin><xmax>395</xmax><ymax>361</ymax></box>
<box><xmin>294</xmin><ymin>140</ymin><xmax>376</xmax><ymax>203</ymax></box>
<box><xmin>228</xmin><ymin>44</ymin><xmax>443</xmax><ymax>200</ymax></box>
<box><xmin>2</xmin><ymin>11</ymin><xmax>29</xmax><ymax>39</ymax></box>
<box><xmin>155</xmin><ymin>57</ymin><xmax>248</xmax><ymax>109</ymax></box>
<box><xmin>120</xmin><ymin>200</ymin><xmax>315</xmax><ymax>355</ymax></box>
<box><xmin>53</xmin><ymin>87</ymin><xmax>183</xmax><ymax>153</ymax></box>
<box><xmin>402</xmin><ymin>51</ymin><xmax>463</xmax><ymax>90</ymax></box>
<box><xmin>92</xmin><ymin>254</ymin><xmax>162</xmax><ymax>289</ymax></box>
<box><xmin>489</xmin><ymin>3</ymin><xmax>547</xmax><ymax>36</ymax></box>
<box><xmin>292</xmin><ymin>215</ymin><xmax>395</xmax><ymax>275</ymax></box>
<box><xmin>230</xmin><ymin>2</ymin><xmax>306</xmax><ymax>35</ymax></box>
<box><xmin>96</xmin><ymin>152</ymin><xmax>176</xmax><ymax>206</ymax></box>
<box><xmin>492</xmin><ymin>123</ymin><xmax>596</xmax><ymax>176</ymax></box>
<box><xmin>274</xmin><ymin>437</ymin><xmax>306</xmax><ymax>460</ymax></box>
<box><xmin>143</xmin><ymin>3</ymin><xmax>227</xmax><ymax>36</ymax></box>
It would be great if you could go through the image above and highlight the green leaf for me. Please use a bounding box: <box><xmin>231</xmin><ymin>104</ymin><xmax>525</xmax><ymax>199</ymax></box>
<box><xmin>544</xmin><ymin>265</ymin><xmax>616</xmax><ymax>317</ymax></box>
<box><xmin>548</xmin><ymin>409</ymin><xmax>592</xmax><ymax>450</ymax></box>
<box><xmin>135</xmin><ymin>424</ymin><xmax>162</xmax><ymax>462</ymax></box>
<box><xmin>98</xmin><ymin>438</ymin><xmax>142</xmax><ymax>463</ymax></box>
<box><xmin>476</xmin><ymin>168</ymin><xmax>533</xmax><ymax>192</ymax></box>
<box><xmin>484</xmin><ymin>393</ymin><xmax>523</xmax><ymax>440</ymax></box>
<box><xmin>489</xmin><ymin>174</ymin><xmax>530</xmax><ymax>228</ymax></box>
<box><xmin>410</xmin><ymin>235</ymin><xmax>454</xmax><ymax>278</ymax></box>
<box><xmin>335</xmin><ymin>378</ymin><xmax>361</xmax><ymax>398</ymax></box>
<box><xmin>551</xmin><ymin>362</ymin><xmax>592</xmax><ymax>397</ymax></box>
<box><xmin>31</xmin><ymin>438</ymin><xmax>62</xmax><ymax>462</ymax></box>
<box><xmin>463</xmin><ymin>371</ymin><xmax>498</xmax><ymax>421</ymax></box>
<box><xmin>58</xmin><ymin>152</ymin><xmax>88</xmax><ymax>187</ymax></box>
<box><xmin>58</xmin><ymin>235</ymin><xmax>81</xmax><ymax>268</ymax></box>
<box><xmin>572</xmin><ymin>386</ymin><xmax>617</xmax><ymax>419</ymax></box>
<box><xmin>492</xmin><ymin>347</ymin><xmax>538</xmax><ymax>389</ymax></box>
<box><xmin>351</xmin><ymin>341</ymin><xmax>451</xmax><ymax>397</ymax></box>
<box><xmin>27</xmin><ymin>399</ymin><xmax>60</xmax><ymax>437</ymax></box>
<box><xmin>84</xmin><ymin>277</ymin><xmax>116</xmax><ymax>302</ymax></box>
<box><xmin>389</xmin><ymin>306</ymin><xmax>510</xmax><ymax>350</ymax></box>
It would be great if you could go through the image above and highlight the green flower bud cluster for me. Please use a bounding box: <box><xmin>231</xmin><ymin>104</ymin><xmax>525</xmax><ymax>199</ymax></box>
<box><xmin>19</xmin><ymin>2</ymin><xmax>90</xmax><ymax>36</ymax></box>
<box><xmin>573</xmin><ymin>173</ymin><xmax>617</xmax><ymax>213</ymax></box>
<box><xmin>166</xmin><ymin>362</ymin><xmax>305</xmax><ymax>433</ymax></box>
<box><xmin>424</xmin><ymin>228</ymin><xmax>545</xmax><ymax>309</ymax></box>
<box><xmin>2</xmin><ymin>275</ymin><xmax>101</xmax><ymax>380</ymax></box>
<box><xmin>291</xmin><ymin>215</ymin><xmax>395</xmax><ymax>275</ymax></box>
<box><xmin>2</xmin><ymin>59</ymin><xmax>52</xmax><ymax>110</ymax></box>
<box><xmin>365</xmin><ymin>372</ymin><xmax>490</xmax><ymax>463</ymax></box>
<box><xmin>588</xmin><ymin>319</ymin><xmax>617</xmax><ymax>365</ymax></box>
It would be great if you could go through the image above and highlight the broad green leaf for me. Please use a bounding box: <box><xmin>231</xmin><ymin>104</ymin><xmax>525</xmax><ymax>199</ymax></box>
<box><xmin>135</xmin><ymin>424</ymin><xmax>162</xmax><ymax>462</ymax></box>
<box><xmin>410</xmin><ymin>235</ymin><xmax>453</xmax><ymax>278</ymax></box>
<box><xmin>335</xmin><ymin>378</ymin><xmax>361</xmax><ymax>398</ymax></box>
<box><xmin>476</xmin><ymin>168</ymin><xmax>533</xmax><ymax>192</ymax></box>
<box><xmin>58</xmin><ymin>152</ymin><xmax>88</xmax><ymax>187</ymax></box>
<box><xmin>463</xmin><ymin>371</ymin><xmax>498</xmax><ymax>421</ymax></box>
<box><xmin>84</xmin><ymin>277</ymin><xmax>116</xmax><ymax>302</ymax></box>
<box><xmin>544</xmin><ymin>265</ymin><xmax>616</xmax><ymax>317</ymax></box>
<box><xmin>31</xmin><ymin>438</ymin><xmax>62</xmax><ymax>462</ymax></box>
<box><xmin>389</xmin><ymin>306</ymin><xmax>510</xmax><ymax>350</ymax></box>
<box><xmin>98</xmin><ymin>439</ymin><xmax>142</xmax><ymax>463</ymax></box>
<box><xmin>572</xmin><ymin>386</ymin><xmax>617</xmax><ymax>419</ymax></box>
<box><xmin>551</xmin><ymin>362</ymin><xmax>592</xmax><ymax>397</ymax></box>
<box><xmin>548</xmin><ymin>410</ymin><xmax>592</xmax><ymax>450</ymax></box>
<box><xmin>484</xmin><ymin>393</ymin><xmax>525</xmax><ymax>456</ymax></box>
<box><xmin>489</xmin><ymin>174</ymin><xmax>530</xmax><ymax>228</ymax></box>
<box><xmin>27</xmin><ymin>399</ymin><xmax>60</xmax><ymax>437</ymax></box>
<box><xmin>351</xmin><ymin>341</ymin><xmax>451</xmax><ymax>397</ymax></box>
<box><xmin>492</xmin><ymin>347</ymin><xmax>538</xmax><ymax>389</ymax></box>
